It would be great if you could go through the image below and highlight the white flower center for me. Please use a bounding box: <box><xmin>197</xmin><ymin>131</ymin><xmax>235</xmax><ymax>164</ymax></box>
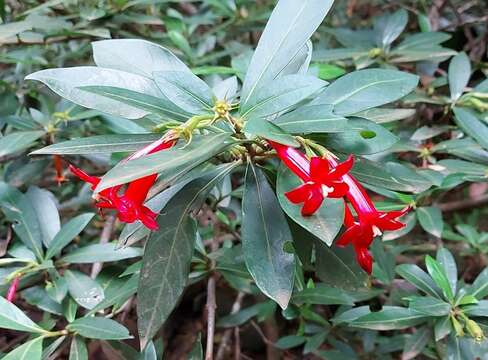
<box><xmin>372</xmin><ymin>225</ymin><xmax>383</xmax><ymax>237</ymax></box>
<box><xmin>321</xmin><ymin>184</ymin><xmax>334</xmax><ymax>197</ymax></box>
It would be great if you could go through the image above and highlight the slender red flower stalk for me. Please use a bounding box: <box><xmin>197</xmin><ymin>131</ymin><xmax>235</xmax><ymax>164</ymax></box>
<box><xmin>270</xmin><ymin>141</ymin><xmax>352</xmax><ymax>215</ymax></box>
<box><xmin>69</xmin><ymin>135</ymin><xmax>177</xmax><ymax>230</ymax></box>
<box><xmin>53</xmin><ymin>155</ymin><xmax>66</xmax><ymax>185</ymax></box>
<box><xmin>6</xmin><ymin>275</ymin><xmax>20</xmax><ymax>302</ymax></box>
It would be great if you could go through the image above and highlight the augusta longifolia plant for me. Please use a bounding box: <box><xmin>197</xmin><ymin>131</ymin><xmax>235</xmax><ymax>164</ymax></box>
<box><xmin>1</xmin><ymin>0</ymin><xmax>488</xmax><ymax>359</ymax></box>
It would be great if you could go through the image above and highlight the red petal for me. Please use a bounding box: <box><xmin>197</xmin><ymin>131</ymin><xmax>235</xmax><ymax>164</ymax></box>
<box><xmin>285</xmin><ymin>183</ymin><xmax>311</xmax><ymax>204</ymax></box>
<box><xmin>310</xmin><ymin>157</ymin><xmax>331</xmax><ymax>183</ymax></box>
<box><xmin>329</xmin><ymin>155</ymin><xmax>354</xmax><ymax>179</ymax></box>
<box><xmin>139</xmin><ymin>207</ymin><xmax>159</xmax><ymax>230</ymax></box>
<box><xmin>355</xmin><ymin>247</ymin><xmax>373</xmax><ymax>274</ymax></box>
<box><xmin>336</xmin><ymin>224</ymin><xmax>360</xmax><ymax>247</ymax></box>
<box><xmin>376</xmin><ymin>218</ymin><xmax>405</xmax><ymax>231</ymax></box>
<box><xmin>301</xmin><ymin>188</ymin><xmax>324</xmax><ymax>216</ymax></box>
<box><xmin>125</xmin><ymin>174</ymin><xmax>157</xmax><ymax>204</ymax></box>
<box><xmin>327</xmin><ymin>182</ymin><xmax>349</xmax><ymax>198</ymax></box>
<box><xmin>343</xmin><ymin>204</ymin><xmax>356</xmax><ymax>227</ymax></box>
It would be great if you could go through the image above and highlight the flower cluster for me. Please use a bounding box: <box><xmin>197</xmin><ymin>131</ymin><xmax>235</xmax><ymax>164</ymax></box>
<box><xmin>69</xmin><ymin>135</ymin><xmax>176</xmax><ymax>230</ymax></box>
<box><xmin>270</xmin><ymin>141</ymin><xmax>410</xmax><ymax>274</ymax></box>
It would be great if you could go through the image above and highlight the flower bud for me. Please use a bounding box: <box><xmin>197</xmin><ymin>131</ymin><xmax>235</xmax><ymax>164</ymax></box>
<box><xmin>466</xmin><ymin>319</ymin><xmax>485</xmax><ymax>342</ymax></box>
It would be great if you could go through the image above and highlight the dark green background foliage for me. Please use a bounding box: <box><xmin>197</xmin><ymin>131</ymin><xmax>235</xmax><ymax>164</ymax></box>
<box><xmin>0</xmin><ymin>0</ymin><xmax>488</xmax><ymax>359</ymax></box>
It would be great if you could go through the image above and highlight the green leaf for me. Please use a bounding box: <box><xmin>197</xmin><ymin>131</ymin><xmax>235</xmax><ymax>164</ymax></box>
<box><xmin>153</xmin><ymin>71</ymin><xmax>214</xmax><ymax>114</ymax></box>
<box><xmin>395</xmin><ymin>32</ymin><xmax>451</xmax><ymax>50</ymax></box>
<box><xmin>60</xmin><ymin>243</ymin><xmax>142</xmax><ymax>264</ymax></box>
<box><xmin>240</xmin><ymin>74</ymin><xmax>326</xmax><ymax>118</ymax></box>
<box><xmin>22</xmin><ymin>286</ymin><xmax>62</xmax><ymax>315</ymax></box>
<box><xmin>448</xmin><ymin>52</ymin><xmax>471</xmax><ymax>101</ymax></box>
<box><xmin>64</xmin><ymin>270</ymin><xmax>105</xmax><ymax>310</ymax></box>
<box><xmin>0</xmin><ymin>131</ymin><xmax>45</xmax><ymax>157</ymax></box>
<box><xmin>46</xmin><ymin>213</ymin><xmax>94</xmax><ymax>260</ymax></box>
<box><xmin>32</xmin><ymin>134</ymin><xmax>162</xmax><ymax>155</ymax></box>
<box><xmin>275</xmin><ymin>335</ymin><xmax>306</xmax><ymax>349</ymax></box>
<box><xmin>325</xmin><ymin>117</ymin><xmax>399</xmax><ymax>155</ymax></box>
<box><xmin>312</xmin><ymin>48</ymin><xmax>367</xmax><ymax>62</ymax></box>
<box><xmin>96</xmin><ymin>133</ymin><xmax>234</xmax><ymax>192</ymax></box>
<box><xmin>470</xmin><ymin>268</ymin><xmax>488</xmax><ymax>299</ymax></box>
<box><xmin>243</xmin><ymin>117</ymin><xmax>299</xmax><ymax>147</ymax></box>
<box><xmin>188</xmin><ymin>334</ymin><xmax>203</xmax><ymax>360</ymax></box>
<box><xmin>436</xmin><ymin>248</ymin><xmax>457</xmax><ymax>296</ymax></box>
<box><xmin>274</xmin><ymin>105</ymin><xmax>348</xmax><ymax>134</ymax></box>
<box><xmin>417</xmin><ymin>206</ymin><xmax>443</xmax><ymax>238</ymax></box>
<box><xmin>314</xmin><ymin>238</ymin><xmax>369</xmax><ymax>290</ymax></box>
<box><xmin>26</xmin><ymin>186</ymin><xmax>60</xmax><ymax>248</ymax></box>
<box><xmin>137</xmin><ymin>163</ymin><xmax>238</xmax><ymax>349</ymax></box>
<box><xmin>402</xmin><ymin>326</ymin><xmax>430</xmax><ymax>360</ymax></box>
<box><xmin>69</xmin><ymin>336</ymin><xmax>88</xmax><ymax>360</ymax></box>
<box><xmin>453</xmin><ymin>107</ymin><xmax>488</xmax><ymax>151</ymax></box>
<box><xmin>434</xmin><ymin>316</ymin><xmax>451</xmax><ymax>341</ymax></box>
<box><xmin>0</xmin><ymin>182</ymin><xmax>43</xmax><ymax>260</ymax></box>
<box><xmin>67</xmin><ymin>317</ymin><xmax>132</xmax><ymax>340</ymax></box>
<box><xmin>87</xmin><ymin>273</ymin><xmax>138</xmax><ymax>316</ymax></box>
<box><xmin>242</xmin><ymin>162</ymin><xmax>295</xmax><ymax>309</ymax></box>
<box><xmin>408</xmin><ymin>296</ymin><xmax>451</xmax><ymax>316</ymax></box>
<box><xmin>463</xmin><ymin>300</ymin><xmax>488</xmax><ymax>317</ymax></box>
<box><xmin>311</xmin><ymin>63</ymin><xmax>346</xmax><ymax>80</ymax></box>
<box><xmin>78</xmin><ymin>86</ymin><xmax>191</xmax><ymax>121</ymax></box>
<box><xmin>92</xmin><ymin>39</ymin><xmax>191</xmax><ymax>78</ymax></box>
<box><xmin>353</xmin><ymin>108</ymin><xmax>416</xmax><ymax>124</ymax></box>
<box><xmin>374</xmin><ymin>9</ymin><xmax>408</xmax><ymax>48</ymax></box>
<box><xmin>217</xmin><ymin>302</ymin><xmax>275</xmax><ymax>328</ymax></box>
<box><xmin>0</xmin><ymin>296</ymin><xmax>46</xmax><ymax>333</ymax></box>
<box><xmin>312</xmin><ymin>69</ymin><xmax>419</xmax><ymax>115</ymax></box>
<box><xmin>425</xmin><ymin>255</ymin><xmax>454</xmax><ymax>301</ymax></box>
<box><xmin>277</xmin><ymin>164</ymin><xmax>344</xmax><ymax>246</ymax></box>
<box><xmin>396</xmin><ymin>264</ymin><xmax>442</xmax><ymax>298</ymax></box>
<box><xmin>26</xmin><ymin>67</ymin><xmax>163</xmax><ymax>119</ymax></box>
<box><xmin>292</xmin><ymin>284</ymin><xmax>355</xmax><ymax>305</ymax></box>
<box><xmin>2</xmin><ymin>337</ymin><xmax>43</xmax><ymax>360</ymax></box>
<box><xmin>351</xmin><ymin>306</ymin><xmax>427</xmax><ymax>330</ymax></box>
<box><xmin>241</xmin><ymin>0</ymin><xmax>334</xmax><ymax>108</ymax></box>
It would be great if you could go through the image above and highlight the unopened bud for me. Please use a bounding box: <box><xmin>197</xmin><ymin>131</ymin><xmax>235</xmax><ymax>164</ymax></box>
<box><xmin>466</xmin><ymin>319</ymin><xmax>485</xmax><ymax>342</ymax></box>
<box><xmin>451</xmin><ymin>317</ymin><xmax>465</xmax><ymax>337</ymax></box>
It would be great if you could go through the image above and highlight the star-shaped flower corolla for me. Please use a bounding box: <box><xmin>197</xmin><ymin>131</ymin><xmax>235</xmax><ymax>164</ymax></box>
<box><xmin>270</xmin><ymin>141</ymin><xmax>353</xmax><ymax>216</ymax></box>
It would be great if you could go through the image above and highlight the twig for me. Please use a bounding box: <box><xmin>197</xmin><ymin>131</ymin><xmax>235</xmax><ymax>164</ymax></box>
<box><xmin>205</xmin><ymin>274</ymin><xmax>217</xmax><ymax>360</ymax></box>
<box><xmin>438</xmin><ymin>194</ymin><xmax>488</xmax><ymax>212</ymax></box>
<box><xmin>216</xmin><ymin>292</ymin><xmax>245</xmax><ymax>360</ymax></box>
<box><xmin>90</xmin><ymin>215</ymin><xmax>116</xmax><ymax>278</ymax></box>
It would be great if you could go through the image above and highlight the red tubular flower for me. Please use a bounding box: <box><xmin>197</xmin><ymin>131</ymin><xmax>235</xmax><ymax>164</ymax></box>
<box><xmin>328</xmin><ymin>157</ymin><xmax>411</xmax><ymax>274</ymax></box>
<box><xmin>270</xmin><ymin>141</ymin><xmax>352</xmax><ymax>216</ymax></box>
<box><xmin>53</xmin><ymin>155</ymin><xmax>66</xmax><ymax>185</ymax></box>
<box><xmin>69</xmin><ymin>136</ymin><xmax>176</xmax><ymax>230</ymax></box>
<box><xmin>6</xmin><ymin>275</ymin><xmax>20</xmax><ymax>303</ymax></box>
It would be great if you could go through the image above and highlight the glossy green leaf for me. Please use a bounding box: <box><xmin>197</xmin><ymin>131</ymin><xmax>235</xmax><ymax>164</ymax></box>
<box><xmin>374</xmin><ymin>9</ymin><xmax>408</xmax><ymax>48</ymax></box>
<box><xmin>396</xmin><ymin>264</ymin><xmax>443</xmax><ymax>298</ymax></box>
<box><xmin>241</xmin><ymin>0</ymin><xmax>334</xmax><ymax>108</ymax></box>
<box><xmin>26</xmin><ymin>186</ymin><xmax>60</xmax><ymax>248</ymax></box>
<box><xmin>470</xmin><ymin>268</ymin><xmax>488</xmax><ymax>299</ymax></box>
<box><xmin>463</xmin><ymin>300</ymin><xmax>488</xmax><ymax>317</ymax></box>
<box><xmin>2</xmin><ymin>337</ymin><xmax>43</xmax><ymax>360</ymax></box>
<box><xmin>453</xmin><ymin>107</ymin><xmax>488</xmax><ymax>151</ymax></box>
<box><xmin>0</xmin><ymin>296</ymin><xmax>46</xmax><ymax>333</ymax></box>
<box><xmin>46</xmin><ymin>213</ymin><xmax>94</xmax><ymax>259</ymax></box>
<box><xmin>26</xmin><ymin>67</ymin><xmax>164</xmax><ymax>119</ymax></box>
<box><xmin>313</xmin><ymin>69</ymin><xmax>419</xmax><ymax>115</ymax></box>
<box><xmin>92</xmin><ymin>39</ymin><xmax>191</xmax><ymax>78</ymax></box>
<box><xmin>240</xmin><ymin>74</ymin><xmax>326</xmax><ymax>118</ymax></box>
<box><xmin>67</xmin><ymin>317</ymin><xmax>132</xmax><ymax>340</ymax></box>
<box><xmin>277</xmin><ymin>164</ymin><xmax>344</xmax><ymax>246</ymax></box>
<box><xmin>402</xmin><ymin>326</ymin><xmax>430</xmax><ymax>360</ymax></box>
<box><xmin>69</xmin><ymin>336</ymin><xmax>88</xmax><ymax>360</ymax></box>
<box><xmin>242</xmin><ymin>162</ymin><xmax>295</xmax><ymax>309</ymax></box>
<box><xmin>274</xmin><ymin>105</ymin><xmax>348</xmax><ymax>134</ymax></box>
<box><xmin>60</xmin><ymin>243</ymin><xmax>142</xmax><ymax>264</ymax></box>
<box><xmin>32</xmin><ymin>134</ymin><xmax>162</xmax><ymax>155</ymax></box>
<box><xmin>449</xmin><ymin>52</ymin><xmax>471</xmax><ymax>101</ymax></box>
<box><xmin>78</xmin><ymin>86</ymin><xmax>191</xmax><ymax>121</ymax></box>
<box><xmin>425</xmin><ymin>255</ymin><xmax>454</xmax><ymax>301</ymax></box>
<box><xmin>351</xmin><ymin>306</ymin><xmax>427</xmax><ymax>330</ymax></box>
<box><xmin>137</xmin><ymin>163</ymin><xmax>238</xmax><ymax>348</ymax></box>
<box><xmin>96</xmin><ymin>133</ymin><xmax>234</xmax><ymax>191</ymax></box>
<box><xmin>292</xmin><ymin>284</ymin><xmax>355</xmax><ymax>305</ymax></box>
<box><xmin>408</xmin><ymin>296</ymin><xmax>451</xmax><ymax>316</ymax></box>
<box><xmin>0</xmin><ymin>131</ymin><xmax>44</xmax><ymax>157</ymax></box>
<box><xmin>312</xmin><ymin>48</ymin><xmax>367</xmax><ymax>62</ymax></box>
<box><xmin>0</xmin><ymin>182</ymin><xmax>43</xmax><ymax>260</ymax></box>
<box><xmin>244</xmin><ymin>117</ymin><xmax>299</xmax><ymax>147</ymax></box>
<box><xmin>64</xmin><ymin>270</ymin><xmax>104</xmax><ymax>310</ymax></box>
<box><xmin>436</xmin><ymin>248</ymin><xmax>457</xmax><ymax>296</ymax></box>
<box><xmin>417</xmin><ymin>206</ymin><xmax>443</xmax><ymax>238</ymax></box>
<box><xmin>153</xmin><ymin>71</ymin><xmax>214</xmax><ymax>114</ymax></box>
<box><xmin>275</xmin><ymin>335</ymin><xmax>306</xmax><ymax>349</ymax></box>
